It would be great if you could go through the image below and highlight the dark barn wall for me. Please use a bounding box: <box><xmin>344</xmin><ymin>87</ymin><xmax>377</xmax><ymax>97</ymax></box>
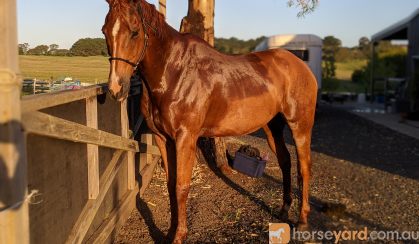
<box><xmin>408</xmin><ymin>14</ymin><xmax>419</xmax><ymax>111</ymax></box>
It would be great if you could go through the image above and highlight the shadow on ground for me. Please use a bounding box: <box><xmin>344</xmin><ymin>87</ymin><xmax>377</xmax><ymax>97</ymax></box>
<box><xmin>250</xmin><ymin>105</ymin><xmax>419</xmax><ymax>180</ymax></box>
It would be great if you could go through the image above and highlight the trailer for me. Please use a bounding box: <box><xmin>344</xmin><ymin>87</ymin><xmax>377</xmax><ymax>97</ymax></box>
<box><xmin>255</xmin><ymin>34</ymin><xmax>323</xmax><ymax>90</ymax></box>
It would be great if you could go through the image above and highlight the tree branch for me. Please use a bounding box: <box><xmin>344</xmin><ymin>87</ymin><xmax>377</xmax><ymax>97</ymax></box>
<box><xmin>287</xmin><ymin>0</ymin><xmax>319</xmax><ymax>17</ymax></box>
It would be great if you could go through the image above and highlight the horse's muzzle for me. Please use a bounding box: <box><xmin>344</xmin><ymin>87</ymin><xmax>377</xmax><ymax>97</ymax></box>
<box><xmin>108</xmin><ymin>85</ymin><xmax>129</xmax><ymax>102</ymax></box>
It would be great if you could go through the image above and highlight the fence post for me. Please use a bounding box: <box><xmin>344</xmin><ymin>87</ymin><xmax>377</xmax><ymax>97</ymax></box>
<box><xmin>0</xmin><ymin>0</ymin><xmax>30</xmax><ymax>243</ymax></box>
<box><xmin>86</xmin><ymin>97</ymin><xmax>99</xmax><ymax>199</ymax></box>
<box><xmin>121</xmin><ymin>101</ymin><xmax>136</xmax><ymax>190</ymax></box>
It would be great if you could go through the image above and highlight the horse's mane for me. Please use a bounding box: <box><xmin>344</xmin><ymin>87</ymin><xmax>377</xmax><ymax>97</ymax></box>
<box><xmin>137</xmin><ymin>0</ymin><xmax>169</xmax><ymax>39</ymax></box>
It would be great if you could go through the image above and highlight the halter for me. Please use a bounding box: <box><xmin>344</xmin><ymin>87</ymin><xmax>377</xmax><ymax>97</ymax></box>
<box><xmin>109</xmin><ymin>2</ymin><xmax>155</xmax><ymax>70</ymax></box>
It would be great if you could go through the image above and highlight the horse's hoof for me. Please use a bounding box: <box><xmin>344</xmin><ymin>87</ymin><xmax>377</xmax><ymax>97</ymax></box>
<box><xmin>172</xmin><ymin>235</ymin><xmax>186</xmax><ymax>244</ymax></box>
<box><xmin>296</xmin><ymin>223</ymin><xmax>310</xmax><ymax>232</ymax></box>
<box><xmin>172</xmin><ymin>239</ymin><xmax>183</xmax><ymax>244</ymax></box>
<box><xmin>171</xmin><ymin>229</ymin><xmax>187</xmax><ymax>244</ymax></box>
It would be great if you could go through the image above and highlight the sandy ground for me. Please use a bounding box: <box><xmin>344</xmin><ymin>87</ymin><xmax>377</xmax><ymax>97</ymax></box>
<box><xmin>115</xmin><ymin>105</ymin><xmax>419</xmax><ymax>243</ymax></box>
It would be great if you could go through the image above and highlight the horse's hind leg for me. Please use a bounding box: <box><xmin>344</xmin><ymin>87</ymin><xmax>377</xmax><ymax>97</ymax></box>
<box><xmin>288</xmin><ymin>116</ymin><xmax>314</xmax><ymax>226</ymax></box>
<box><xmin>263</xmin><ymin>114</ymin><xmax>292</xmax><ymax>220</ymax></box>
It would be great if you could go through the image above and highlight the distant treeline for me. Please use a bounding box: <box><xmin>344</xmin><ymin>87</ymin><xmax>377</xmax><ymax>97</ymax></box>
<box><xmin>18</xmin><ymin>36</ymin><xmax>267</xmax><ymax>57</ymax></box>
<box><xmin>214</xmin><ymin>36</ymin><xmax>266</xmax><ymax>55</ymax></box>
<box><xmin>18</xmin><ymin>38</ymin><xmax>108</xmax><ymax>57</ymax></box>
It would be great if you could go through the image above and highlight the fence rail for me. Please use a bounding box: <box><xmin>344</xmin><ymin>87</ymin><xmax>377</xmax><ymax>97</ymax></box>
<box><xmin>21</xmin><ymin>84</ymin><xmax>105</xmax><ymax>113</ymax></box>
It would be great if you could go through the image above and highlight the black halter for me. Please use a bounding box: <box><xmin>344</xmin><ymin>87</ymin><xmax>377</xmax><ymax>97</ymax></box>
<box><xmin>109</xmin><ymin>3</ymin><xmax>154</xmax><ymax>70</ymax></box>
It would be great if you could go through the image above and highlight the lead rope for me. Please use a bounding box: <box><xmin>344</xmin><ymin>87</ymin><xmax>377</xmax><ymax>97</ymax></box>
<box><xmin>0</xmin><ymin>190</ymin><xmax>42</xmax><ymax>212</ymax></box>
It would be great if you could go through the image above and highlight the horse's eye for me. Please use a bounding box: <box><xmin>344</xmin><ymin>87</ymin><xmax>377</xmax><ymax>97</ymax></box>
<box><xmin>131</xmin><ymin>31</ymin><xmax>139</xmax><ymax>38</ymax></box>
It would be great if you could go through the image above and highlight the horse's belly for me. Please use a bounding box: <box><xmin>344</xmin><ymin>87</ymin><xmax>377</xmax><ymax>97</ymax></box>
<box><xmin>202</xmin><ymin>96</ymin><xmax>277</xmax><ymax>137</ymax></box>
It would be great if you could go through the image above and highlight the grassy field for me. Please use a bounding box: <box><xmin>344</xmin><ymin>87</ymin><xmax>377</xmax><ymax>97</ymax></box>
<box><xmin>322</xmin><ymin>59</ymin><xmax>369</xmax><ymax>93</ymax></box>
<box><xmin>335</xmin><ymin>59</ymin><xmax>368</xmax><ymax>80</ymax></box>
<box><xmin>19</xmin><ymin>55</ymin><xmax>109</xmax><ymax>83</ymax></box>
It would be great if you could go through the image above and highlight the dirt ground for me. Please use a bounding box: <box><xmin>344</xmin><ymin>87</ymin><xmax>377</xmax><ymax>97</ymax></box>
<box><xmin>115</xmin><ymin>105</ymin><xmax>419</xmax><ymax>243</ymax></box>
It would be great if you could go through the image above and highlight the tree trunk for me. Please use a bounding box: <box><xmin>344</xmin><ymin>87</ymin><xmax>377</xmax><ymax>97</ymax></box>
<box><xmin>158</xmin><ymin>0</ymin><xmax>166</xmax><ymax>17</ymax></box>
<box><xmin>180</xmin><ymin>0</ymin><xmax>215</xmax><ymax>46</ymax></box>
<box><xmin>180</xmin><ymin>0</ymin><xmax>231</xmax><ymax>173</ymax></box>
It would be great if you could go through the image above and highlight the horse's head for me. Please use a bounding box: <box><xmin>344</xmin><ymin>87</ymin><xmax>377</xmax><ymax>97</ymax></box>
<box><xmin>103</xmin><ymin>0</ymin><xmax>146</xmax><ymax>101</ymax></box>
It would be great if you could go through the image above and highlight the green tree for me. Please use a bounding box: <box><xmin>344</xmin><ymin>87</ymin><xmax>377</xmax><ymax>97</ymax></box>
<box><xmin>322</xmin><ymin>36</ymin><xmax>341</xmax><ymax>79</ymax></box>
<box><xmin>70</xmin><ymin>38</ymin><xmax>108</xmax><ymax>56</ymax></box>
<box><xmin>48</xmin><ymin>44</ymin><xmax>59</xmax><ymax>55</ymax></box>
<box><xmin>53</xmin><ymin>49</ymin><xmax>70</xmax><ymax>56</ymax></box>
<box><xmin>27</xmin><ymin>45</ymin><xmax>49</xmax><ymax>55</ymax></box>
<box><xmin>358</xmin><ymin>36</ymin><xmax>370</xmax><ymax>58</ymax></box>
<box><xmin>18</xmin><ymin>43</ymin><xmax>30</xmax><ymax>55</ymax></box>
<box><xmin>323</xmin><ymin>36</ymin><xmax>342</xmax><ymax>51</ymax></box>
<box><xmin>352</xmin><ymin>42</ymin><xmax>407</xmax><ymax>83</ymax></box>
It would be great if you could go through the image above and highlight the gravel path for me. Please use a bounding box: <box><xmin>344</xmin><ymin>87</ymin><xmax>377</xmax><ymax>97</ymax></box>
<box><xmin>115</xmin><ymin>105</ymin><xmax>419</xmax><ymax>243</ymax></box>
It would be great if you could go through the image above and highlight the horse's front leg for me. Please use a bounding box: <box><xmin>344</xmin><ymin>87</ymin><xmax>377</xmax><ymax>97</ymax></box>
<box><xmin>172</xmin><ymin>131</ymin><xmax>197</xmax><ymax>244</ymax></box>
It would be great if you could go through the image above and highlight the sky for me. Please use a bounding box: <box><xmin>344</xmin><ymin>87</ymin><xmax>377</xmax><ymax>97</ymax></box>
<box><xmin>17</xmin><ymin>0</ymin><xmax>419</xmax><ymax>49</ymax></box>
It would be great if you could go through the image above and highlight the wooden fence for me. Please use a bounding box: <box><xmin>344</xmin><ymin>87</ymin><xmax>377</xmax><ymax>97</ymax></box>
<box><xmin>22</xmin><ymin>79</ymin><xmax>95</xmax><ymax>95</ymax></box>
<box><xmin>1</xmin><ymin>1</ymin><xmax>163</xmax><ymax>243</ymax></box>
<box><xmin>22</xmin><ymin>79</ymin><xmax>50</xmax><ymax>94</ymax></box>
<box><xmin>16</xmin><ymin>85</ymin><xmax>161</xmax><ymax>243</ymax></box>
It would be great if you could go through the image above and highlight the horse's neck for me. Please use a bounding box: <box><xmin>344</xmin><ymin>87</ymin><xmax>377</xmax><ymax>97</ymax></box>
<box><xmin>140</xmin><ymin>25</ymin><xmax>180</xmax><ymax>91</ymax></box>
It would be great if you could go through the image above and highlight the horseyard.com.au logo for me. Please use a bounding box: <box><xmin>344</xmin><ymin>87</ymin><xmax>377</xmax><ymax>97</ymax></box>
<box><xmin>269</xmin><ymin>223</ymin><xmax>418</xmax><ymax>243</ymax></box>
<box><xmin>269</xmin><ymin>223</ymin><xmax>291</xmax><ymax>244</ymax></box>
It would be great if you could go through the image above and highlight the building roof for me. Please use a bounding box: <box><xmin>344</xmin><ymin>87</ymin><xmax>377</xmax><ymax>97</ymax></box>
<box><xmin>372</xmin><ymin>8</ymin><xmax>419</xmax><ymax>42</ymax></box>
<box><xmin>254</xmin><ymin>34</ymin><xmax>322</xmax><ymax>51</ymax></box>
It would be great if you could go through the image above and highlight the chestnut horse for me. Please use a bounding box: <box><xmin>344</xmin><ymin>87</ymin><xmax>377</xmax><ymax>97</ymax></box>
<box><xmin>103</xmin><ymin>0</ymin><xmax>317</xmax><ymax>242</ymax></box>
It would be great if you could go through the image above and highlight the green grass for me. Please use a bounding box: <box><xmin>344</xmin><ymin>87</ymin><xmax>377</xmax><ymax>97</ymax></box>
<box><xmin>335</xmin><ymin>59</ymin><xmax>368</xmax><ymax>80</ymax></box>
<box><xmin>19</xmin><ymin>55</ymin><xmax>109</xmax><ymax>83</ymax></box>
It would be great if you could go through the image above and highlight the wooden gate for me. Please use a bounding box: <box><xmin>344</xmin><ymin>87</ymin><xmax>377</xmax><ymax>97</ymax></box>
<box><xmin>19</xmin><ymin>85</ymin><xmax>161</xmax><ymax>243</ymax></box>
<box><xmin>2</xmin><ymin>76</ymin><xmax>161</xmax><ymax>244</ymax></box>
